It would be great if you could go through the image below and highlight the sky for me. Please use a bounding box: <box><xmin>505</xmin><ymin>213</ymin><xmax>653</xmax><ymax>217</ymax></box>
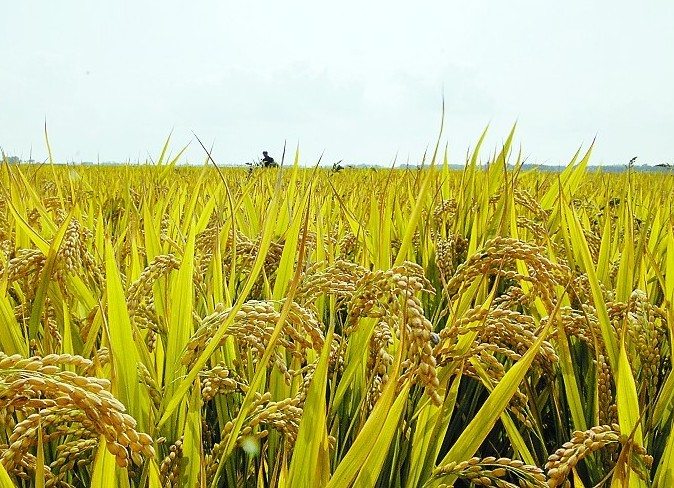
<box><xmin>1</xmin><ymin>1</ymin><xmax>673</xmax><ymax>166</ymax></box>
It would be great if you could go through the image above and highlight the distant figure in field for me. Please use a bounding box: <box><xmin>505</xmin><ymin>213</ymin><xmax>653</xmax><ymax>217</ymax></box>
<box><xmin>261</xmin><ymin>151</ymin><xmax>277</xmax><ymax>167</ymax></box>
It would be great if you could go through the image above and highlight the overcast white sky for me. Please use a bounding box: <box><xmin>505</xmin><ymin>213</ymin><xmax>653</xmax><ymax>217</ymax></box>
<box><xmin>1</xmin><ymin>1</ymin><xmax>673</xmax><ymax>166</ymax></box>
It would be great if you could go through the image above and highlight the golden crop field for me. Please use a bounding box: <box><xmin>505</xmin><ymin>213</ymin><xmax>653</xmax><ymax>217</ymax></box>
<box><xmin>1</xmin><ymin>140</ymin><xmax>674</xmax><ymax>487</ymax></box>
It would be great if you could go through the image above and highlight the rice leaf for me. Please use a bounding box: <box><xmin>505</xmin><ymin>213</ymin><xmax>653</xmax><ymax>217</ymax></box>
<box><xmin>0</xmin><ymin>463</ymin><xmax>14</xmax><ymax>488</ymax></box>
<box><xmin>28</xmin><ymin>210</ymin><xmax>72</xmax><ymax>340</ymax></box>
<box><xmin>326</xmin><ymin>370</ymin><xmax>405</xmax><ymax>487</ymax></box>
<box><xmin>287</xmin><ymin>326</ymin><xmax>334</xmax><ymax>487</ymax></box>
<box><xmin>161</xmin><ymin>225</ymin><xmax>196</xmax><ymax>436</ymax></box>
<box><xmin>352</xmin><ymin>381</ymin><xmax>411</xmax><ymax>487</ymax></box>
<box><xmin>35</xmin><ymin>424</ymin><xmax>45</xmax><ymax>488</ymax></box>
<box><xmin>104</xmin><ymin>237</ymin><xmax>149</xmax><ymax>429</ymax></box>
<box><xmin>90</xmin><ymin>437</ymin><xmax>118</xmax><ymax>487</ymax></box>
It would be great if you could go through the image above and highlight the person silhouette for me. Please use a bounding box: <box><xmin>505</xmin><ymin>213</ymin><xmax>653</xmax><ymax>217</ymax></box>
<box><xmin>261</xmin><ymin>151</ymin><xmax>277</xmax><ymax>167</ymax></box>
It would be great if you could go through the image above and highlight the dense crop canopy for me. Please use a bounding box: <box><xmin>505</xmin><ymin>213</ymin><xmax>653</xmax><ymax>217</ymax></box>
<box><xmin>1</xmin><ymin>146</ymin><xmax>673</xmax><ymax>487</ymax></box>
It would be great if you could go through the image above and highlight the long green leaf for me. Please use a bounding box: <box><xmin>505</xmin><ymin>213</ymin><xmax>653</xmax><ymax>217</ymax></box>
<box><xmin>90</xmin><ymin>437</ymin><xmax>118</xmax><ymax>487</ymax></box>
<box><xmin>0</xmin><ymin>281</ymin><xmax>28</xmax><ymax>356</ymax></box>
<box><xmin>36</xmin><ymin>424</ymin><xmax>45</xmax><ymax>488</ymax></box>
<box><xmin>326</xmin><ymin>375</ymin><xmax>406</xmax><ymax>487</ymax></box>
<box><xmin>161</xmin><ymin>225</ymin><xmax>196</xmax><ymax>437</ymax></box>
<box><xmin>614</xmin><ymin>331</ymin><xmax>646</xmax><ymax>487</ymax></box>
<box><xmin>287</xmin><ymin>326</ymin><xmax>334</xmax><ymax>487</ymax></box>
<box><xmin>352</xmin><ymin>382</ymin><xmax>411</xmax><ymax>487</ymax></box>
<box><xmin>0</xmin><ymin>463</ymin><xmax>14</xmax><ymax>488</ymax></box>
<box><xmin>565</xmin><ymin>205</ymin><xmax>619</xmax><ymax>370</ymax></box>
<box><xmin>29</xmin><ymin>211</ymin><xmax>72</xmax><ymax>340</ymax></box>
<box><xmin>104</xmin><ymin>238</ymin><xmax>148</xmax><ymax>429</ymax></box>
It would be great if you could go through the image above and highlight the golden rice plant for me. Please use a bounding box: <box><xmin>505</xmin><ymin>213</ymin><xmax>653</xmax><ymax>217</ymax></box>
<box><xmin>1</xmin><ymin>130</ymin><xmax>673</xmax><ymax>487</ymax></box>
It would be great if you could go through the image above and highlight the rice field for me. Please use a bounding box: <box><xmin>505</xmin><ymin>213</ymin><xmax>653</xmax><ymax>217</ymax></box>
<box><xmin>1</xmin><ymin>139</ymin><xmax>674</xmax><ymax>487</ymax></box>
